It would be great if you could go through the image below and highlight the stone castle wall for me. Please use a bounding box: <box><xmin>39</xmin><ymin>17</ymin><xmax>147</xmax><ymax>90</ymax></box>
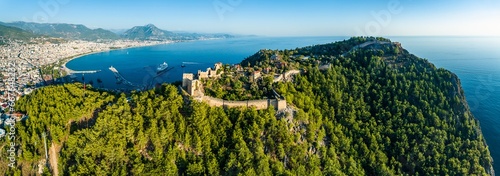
<box><xmin>182</xmin><ymin>63</ymin><xmax>288</xmax><ymax>111</ymax></box>
<box><xmin>200</xmin><ymin>95</ymin><xmax>286</xmax><ymax>111</ymax></box>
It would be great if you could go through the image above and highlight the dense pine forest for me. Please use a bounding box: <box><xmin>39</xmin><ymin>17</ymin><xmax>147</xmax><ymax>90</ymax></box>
<box><xmin>0</xmin><ymin>37</ymin><xmax>493</xmax><ymax>175</ymax></box>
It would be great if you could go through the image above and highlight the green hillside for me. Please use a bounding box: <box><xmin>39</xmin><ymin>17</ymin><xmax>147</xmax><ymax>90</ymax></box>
<box><xmin>2</xmin><ymin>21</ymin><xmax>120</xmax><ymax>41</ymax></box>
<box><xmin>0</xmin><ymin>24</ymin><xmax>39</xmax><ymax>44</ymax></box>
<box><xmin>1</xmin><ymin>37</ymin><xmax>493</xmax><ymax>175</ymax></box>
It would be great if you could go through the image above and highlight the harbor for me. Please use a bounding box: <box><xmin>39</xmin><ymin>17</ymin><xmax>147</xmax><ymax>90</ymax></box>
<box><xmin>107</xmin><ymin>61</ymin><xmax>174</xmax><ymax>90</ymax></box>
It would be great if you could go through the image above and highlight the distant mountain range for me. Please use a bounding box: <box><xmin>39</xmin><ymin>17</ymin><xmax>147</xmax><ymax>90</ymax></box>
<box><xmin>0</xmin><ymin>24</ymin><xmax>40</xmax><ymax>44</ymax></box>
<box><xmin>0</xmin><ymin>21</ymin><xmax>233</xmax><ymax>41</ymax></box>
<box><xmin>122</xmin><ymin>24</ymin><xmax>233</xmax><ymax>40</ymax></box>
<box><xmin>122</xmin><ymin>24</ymin><xmax>174</xmax><ymax>40</ymax></box>
<box><xmin>1</xmin><ymin>21</ymin><xmax>120</xmax><ymax>40</ymax></box>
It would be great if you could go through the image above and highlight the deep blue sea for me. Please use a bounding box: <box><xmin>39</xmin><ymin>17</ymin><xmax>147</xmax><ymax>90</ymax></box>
<box><xmin>66</xmin><ymin>36</ymin><xmax>348</xmax><ymax>89</ymax></box>
<box><xmin>66</xmin><ymin>36</ymin><xmax>500</xmax><ymax>170</ymax></box>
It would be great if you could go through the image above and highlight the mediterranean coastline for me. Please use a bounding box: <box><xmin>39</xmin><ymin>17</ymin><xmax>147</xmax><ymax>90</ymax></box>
<box><xmin>3</xmin><ymin>1</ymin><xmax>497</xmax><ymax>175</ymax></box>
<box><xmin>64</xmin><ymin>36</ymin><xmax>500</xmax><ymax>172</ymax></box>
<box><xmin>10</xmin><ymin>36</ymin><xmax>497</xmax><ymax>175</ymax></box>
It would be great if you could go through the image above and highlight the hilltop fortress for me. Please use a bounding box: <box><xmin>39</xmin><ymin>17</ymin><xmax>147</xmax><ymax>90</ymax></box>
<box><xmin>182</xmin><ymin>63</ymin><xmax>287</xmax><ymax>111</ymax></box>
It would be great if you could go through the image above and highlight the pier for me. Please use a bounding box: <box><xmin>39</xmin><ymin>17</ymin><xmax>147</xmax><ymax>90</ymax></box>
<box><xmin>62</xmin><ymin>64</ymin><xmax>101</xmax><ymax>74</ymax></box>
<box><xmin>109</xmin><ymin>66</ymin><xmax>136</xmax><ymax>87</ymax></box>
<box><xmin>109</xmin><ymin>65</ymin><xmax>174</xmax><ymax>89</ymax></box>
<box><xmin>68</xmin><ymin>70</ymin><xmax>101</xmax><ymax>74</ymax></box>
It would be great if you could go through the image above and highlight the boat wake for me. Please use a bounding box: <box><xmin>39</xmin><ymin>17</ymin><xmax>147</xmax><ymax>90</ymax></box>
<box><xmin>182</xmin><ymin>62</ymin><xmax>202</xmax><ymax>65</ymax></box>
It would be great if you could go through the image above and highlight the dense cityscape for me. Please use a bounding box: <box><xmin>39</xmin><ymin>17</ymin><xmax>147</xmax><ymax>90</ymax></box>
<box><xmin>0</xmin><ymin>39</ymin><xmax>168</xmax><ymax>113</ymax></box>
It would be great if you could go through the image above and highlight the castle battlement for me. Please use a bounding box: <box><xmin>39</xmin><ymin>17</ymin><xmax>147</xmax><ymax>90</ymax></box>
<box><xmin>181</xmin><ymin>62</ymin><xmax>287</xmax><ymax>111</ymax></box>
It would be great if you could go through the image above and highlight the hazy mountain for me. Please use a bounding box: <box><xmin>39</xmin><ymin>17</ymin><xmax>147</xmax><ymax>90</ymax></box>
<box><xmin>122</xmin><ymin>24</ymin><xmax>172</xmax><ymax>40</ymax></box>
<box><xmin>2</xmin><ymin>21</ymin><xmax>120</xmax><ymax>41</ymax></box>
<box><xmin>122</xmin><ymin>24</ymin><xmax>234</xmax><ymax>40</ymax></box>
<box><xmin>0</xmin><ymin>24</ymin><xmax>40</xmax><ymax>44</ymax></box>
<box><xmin>1</xmin><ymin>22</ymin><xmax>234</xmax><ymax>42</ymax></box>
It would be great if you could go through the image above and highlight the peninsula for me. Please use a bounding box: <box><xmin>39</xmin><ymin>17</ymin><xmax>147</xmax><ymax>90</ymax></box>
<box><xmin>2</xmin><ymin>37</ymin><xmax>492</xmax><ymax>175</ymax></box>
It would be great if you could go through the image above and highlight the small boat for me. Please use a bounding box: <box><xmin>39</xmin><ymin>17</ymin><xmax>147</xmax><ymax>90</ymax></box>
<box><xmin>157</xmin><ymin>62</ymin><xmax>168</xmax><ymax>73</ymax></box>
<box><xmin>109</xmin><ymin>66</ymin><xmax>118</xmax><ymax>73</ymax></box>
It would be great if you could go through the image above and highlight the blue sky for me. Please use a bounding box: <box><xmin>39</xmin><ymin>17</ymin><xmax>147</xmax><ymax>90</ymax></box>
<box><xmin>1</xmin><ymin>0</ymin><xmax>499</xmax><ymax>36</ymax></box>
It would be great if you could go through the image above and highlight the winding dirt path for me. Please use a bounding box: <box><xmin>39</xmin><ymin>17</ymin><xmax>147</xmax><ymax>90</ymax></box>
<box><xmin>49</xmin><ymin>143</ymin><xmax>60</xmax><ymax>176</ymax></box>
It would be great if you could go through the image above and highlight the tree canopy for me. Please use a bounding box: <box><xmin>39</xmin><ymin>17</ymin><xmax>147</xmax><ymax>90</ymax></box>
<box><xmin>1</xmin><ymin>37</ymin><xmax>493</xmax><ymax>175</ymax></box>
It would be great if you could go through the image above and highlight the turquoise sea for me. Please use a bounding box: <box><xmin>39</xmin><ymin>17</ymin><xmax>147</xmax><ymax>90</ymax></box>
<box><xmin>66</xmin><ymin>36</ymin><xmax>500</xmax><ymax>170</ymax></box>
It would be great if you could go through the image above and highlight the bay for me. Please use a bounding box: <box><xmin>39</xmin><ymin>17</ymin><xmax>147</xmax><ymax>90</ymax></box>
<box><xmin>65</xmin><ymin>36</ymin><xmax>348</xmax><ymax>90</ymax></box>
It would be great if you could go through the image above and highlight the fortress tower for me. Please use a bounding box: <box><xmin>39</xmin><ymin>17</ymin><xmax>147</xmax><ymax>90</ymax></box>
<box><xmin>182</xmin><ymin>73</ymin><xmax>193</xmax><ymax>88</ymax></box>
